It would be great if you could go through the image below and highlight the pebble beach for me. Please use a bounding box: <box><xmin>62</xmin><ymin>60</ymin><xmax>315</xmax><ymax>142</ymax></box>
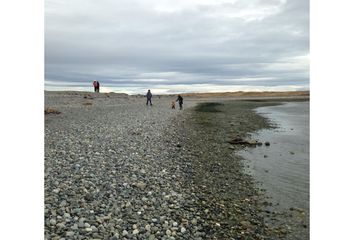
<box><xmin>45</xmin><ymin>91</ymin><xmax>309</xmax><ymax>239</ymax></box>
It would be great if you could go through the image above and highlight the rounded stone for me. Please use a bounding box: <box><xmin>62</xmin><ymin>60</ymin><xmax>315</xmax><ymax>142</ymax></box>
<box><xmin>122</xmin><ymin>230</ymin><xmax>129</xmax><ymax>236</ymax></box>
<box><xmin>66</xmin><ymin>231</ymin><xmax>75</xmax><ymax>237</ymax></box>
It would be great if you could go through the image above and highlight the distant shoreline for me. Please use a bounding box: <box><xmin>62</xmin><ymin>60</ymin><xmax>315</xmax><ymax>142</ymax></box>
<box><xmin>44</xmin><ymin>90</ymin><xmax>309</xmax><ymax>98</ymax></box>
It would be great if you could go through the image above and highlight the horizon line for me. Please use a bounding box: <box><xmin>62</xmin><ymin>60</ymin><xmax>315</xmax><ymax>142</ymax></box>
<box><xmin>44</xmin><ymin>89</ymin><xmax>310</xmax><ymax>96</ymax></box>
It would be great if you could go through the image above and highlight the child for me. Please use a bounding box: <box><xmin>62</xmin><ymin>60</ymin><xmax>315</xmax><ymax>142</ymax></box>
<box><xmin>171</xmin><ymin>101</ymin><xmax>176</xmax><ymax>109</ymax></box>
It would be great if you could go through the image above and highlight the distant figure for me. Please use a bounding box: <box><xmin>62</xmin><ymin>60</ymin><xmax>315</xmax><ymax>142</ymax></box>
<box><xmin>93</xmin><ymin>80</ymin><xmax>98</xmax><ymax>92</ymax></box>
<box><xmin>176</xmin><ymin>95</ymin><xmax>183</xmax><ymax>110</ymax></box>
<box><xmin>146</xmin><ymin>89</ymin><xmax>152</xmax><ymax>106</ymax></box>
<box><xmin>171</xmin><ymin>101</ymin><xmax>176</xmax><ymax>109</ymax></box>
<box><xmin>93</xmin><ymin>80</ymin><xmax>100</xmax><ymax>93</ymax></box>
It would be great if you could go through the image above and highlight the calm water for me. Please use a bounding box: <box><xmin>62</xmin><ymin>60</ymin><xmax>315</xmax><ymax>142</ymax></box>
<box><xmin>240</xmin><ymin>101</ymin><xmax>309</xmax><ymax>211</ymax></box>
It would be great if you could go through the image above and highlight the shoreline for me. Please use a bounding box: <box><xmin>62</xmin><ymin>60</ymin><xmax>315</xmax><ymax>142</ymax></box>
<box><xmin>241</xmin><ymin>102</ymin><xmax>310</xmax><ymax>239</ymax></box>
<box><xmin>44</xmin><ymin>90</ymin><xmax>309</xmax><ymax>99</ymax></box>
<box><xmin>177</xmin><ymin>99</ymin><xmax>309</xmax><ymax>239</ymax></box>
<box><xmin>45</xmin><ymin>93</ymin><xmax>309</xmax><ymax>239</ymax></box>
<box><xmin>175</xmin><ymin>100</ymin><xmax>282</xmax><ymax>239</ymax></box>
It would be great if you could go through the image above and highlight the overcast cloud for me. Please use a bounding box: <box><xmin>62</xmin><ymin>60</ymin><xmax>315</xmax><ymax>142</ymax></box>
<box><xmin>45</xmin><ymin>0</ymin><xmax>309</xmax><ymax>94</ymax></box>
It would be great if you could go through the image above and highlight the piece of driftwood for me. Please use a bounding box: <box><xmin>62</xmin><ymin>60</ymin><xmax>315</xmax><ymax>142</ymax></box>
<box><xmin>45</xmin><ymin>107</ymin><xmax>61</xmax><ymax>115</ymax></box>
<box><xmin>228</xmin><ymin>137</ymin><xmax>261</xmax><ymax>146</ymax></box>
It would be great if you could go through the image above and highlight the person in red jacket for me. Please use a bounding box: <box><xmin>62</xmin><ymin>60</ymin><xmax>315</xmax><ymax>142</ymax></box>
<box><xmin>93</xmin><ymin>80</ymin><xmax>98</xmax><ymax>92</ymax></box>
<box><xmin>93</xmin><ymin>80</ymin><xmax>100</xmax><ymax>92</ymax></box>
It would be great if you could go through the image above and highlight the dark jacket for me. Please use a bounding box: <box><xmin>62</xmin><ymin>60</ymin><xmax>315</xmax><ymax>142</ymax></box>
<box><xmin>176</xmin><ymin>95</ymin><xmax>183</xmax><ymax>104</ymax></box>
<box><xmin>147</xmin><ymin>91</ymin><xmax>152</xmax><ymax>99</ymax></box>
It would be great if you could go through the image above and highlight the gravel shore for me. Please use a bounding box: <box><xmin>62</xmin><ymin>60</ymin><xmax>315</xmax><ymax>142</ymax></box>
<box><xmin>45</xmin><ymin>92</ymin><xmax>203</xmax><ymax>240</ymax></box>
<box><xmin>45</xmin><ymin>92</ymin><xmax>308</xmax><ymax>239</ymax></box>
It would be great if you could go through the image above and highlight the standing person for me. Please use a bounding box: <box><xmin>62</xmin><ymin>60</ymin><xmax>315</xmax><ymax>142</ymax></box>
<box><xmin>93</xmin><ymin>80</ymin><xmax>98</xmax><ymax>92</ymax></box>
<box><xmin>96</xmin><ymin>81</ymin><xmax>100</xmax><ymax>93</ymax></box>
<box><xmin>176</xmin><ymin>94</ymin><xmax>183</xmax><ymax>110</ymax></box>
<box><xmin>146</xmin><ymin>89</ymin><xmax>152</xmax><ymax>106</ymax></box>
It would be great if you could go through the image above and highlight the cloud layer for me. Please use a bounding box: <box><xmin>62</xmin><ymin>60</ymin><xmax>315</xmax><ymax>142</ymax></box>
<box><xmin>45</xmin><ymin>0</ymin><xmax>309</xmax><ymax>94</ymax></box>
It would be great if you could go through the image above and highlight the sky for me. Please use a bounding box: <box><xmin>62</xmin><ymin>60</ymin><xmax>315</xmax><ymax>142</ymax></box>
<box><xmin>45</xmin><ymin>0</ymin><xmax>309</xmax><ymax>94</ymax></box>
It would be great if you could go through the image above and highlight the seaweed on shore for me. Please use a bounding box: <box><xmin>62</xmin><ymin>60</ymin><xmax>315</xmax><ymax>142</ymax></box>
<box><xmin>195</xmin><ymin>102</ymin><xmax>224</xmax><ymax>112</ymax></box>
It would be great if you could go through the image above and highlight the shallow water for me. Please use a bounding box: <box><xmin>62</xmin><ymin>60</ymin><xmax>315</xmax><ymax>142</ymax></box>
<box><xmin>239</xmin><ymin>101</ymin><xmax>309</xmax><ymax>211</ymax></box>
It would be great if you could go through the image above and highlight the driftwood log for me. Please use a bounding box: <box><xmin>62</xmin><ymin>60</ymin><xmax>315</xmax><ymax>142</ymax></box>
<box><xmin>228</xmin><ymin>137</ymin><xmax>262</xmax><ymax>146</ymax></box>
<box><xmin>45</xmin><ymin>107</ymin><xmax>61</xmax><ymax>115</ymax></box>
